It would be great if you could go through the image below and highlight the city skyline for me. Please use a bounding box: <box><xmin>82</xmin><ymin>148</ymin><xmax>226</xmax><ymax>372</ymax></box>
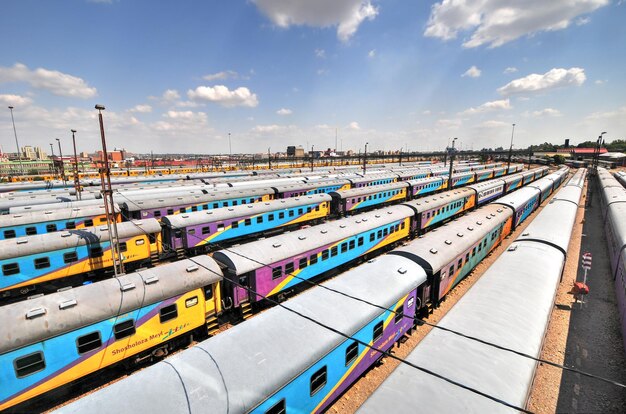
<box><xmin>1</xmin><ymin>0</ymin><xmax>625</xmax><ymax>154</ymax></box>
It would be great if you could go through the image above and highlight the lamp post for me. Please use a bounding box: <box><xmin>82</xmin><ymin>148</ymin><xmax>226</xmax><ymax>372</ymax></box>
<box><xmin>49</xmin><ymin>143</ymin><xmax>56</xmax><ymax>175</ymax></box>
<box><xmin>71</xmin><ymin>129</ymin><xmax>81</xmax><ymax>200</ymax></box>
<box><xmin>56</xmin><ymin>138</ymin><xmax>66</xmax><ymax>184</ymax></box>
<box><xmin>507</xmin><ymin>123</ymin><xmax>516</xmax><ymax>173</ymax></box>
<box><xmin>447</xmin><ymin>138</ymin><xmax>458</xmax><ymax>190</ymax></box>
<box><xmin>95</xmin><ymin>104</ymin><xmax>124</xmax><ymax>276</ymax></box>
<box><xmin>595</xmin><ymin>131</ymin><xmax>607</xmax><ymax>171</ymax></box>
<box><xmin>8</xmin><ymin>106</ymin><xmax>24</xmax><ymax>175</ymax></box>
<box><xmin>228</xmin><ymin>132</ymin><xmax>232</xmax><ymax>170</ymax></box>
<box><xmin>363</xmin><ymin>142</ymin><xmax>369</xmax><ymax>173</ymax></box>
<box><xmin>268</xmin><ymin>147</ymin><xmax>271</xmax><ymax>170</ymax></box>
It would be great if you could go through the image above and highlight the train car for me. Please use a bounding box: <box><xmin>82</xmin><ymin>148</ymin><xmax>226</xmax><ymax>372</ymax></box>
<box><xmin>391</xmin><ymin>203</ymin><xmax>513</xmax><ymax>305</ymax></box>
<box><xmin>120</xmin><ymin>187</ymin><xmax>276</xmax><ymax>220</ymax></box>
<box><xmin>329</xmin><ymin>182</ymin><xmax>409</xmax><ymax>215</ymax></box>
<box><xmin>395</xmin><ymin>169</ymin><xmax>430</xmax><ymax>181</ymax></box>
<box><xmin>359</xmin><ymin>170</ymin><xmax>585</xmax><ymax>414</ymax></box>
<box><xmin>0</xmin><ymin>204</ymin><xmax>121</xmax><ymax>240</ymax></box>
<box><xmin>615</xmin><ymin>171</ymin><xmax>626</xmax><ymax>188</ymax></box>
<box><xmin>213</xmin><ymin>205</ymin><xmax>414</xmax><ymax>312</ymax></box>
<box><xmin>347</xmin><ymin>173</ymin><xmax>399</xmax><ymax>188</ymax></box>
<box><xmin>0</xmin><ymin>256</ymin><xmax>222</xmax><ymax>412</ymax></box>
<box><xmin>161</xmin><ymin>194</ymin><xmax>332</xmax><ymax>255</ymax></box>
<box><xmin>502</xmin><ymin>171</ymin><xmax>524</xmax><ymax>192</ymax></box>
<box><xmin>492</xmin><ymin>166</ymin><xmax>507</xmax><ymax>177</ymax></box>
<box><xmin>0</xmin><ymin>191</ymin><xmax>102</xmax><ymax>214</ymax></box>
<box><xmin>449</xmin><ymin>171</ymin><xmax>475</xmax><ymax>187</ymax></box>
<box><xmin>402</xmin><ymin>187</ymin><xmax>476</xmax><ymax>235</ymax></box>
<box><xmin>272</xmin><ymin>180</ymin><xmax>351</xmax><ymax>198</ymax></box>
<box><xmin>406</xmin><ymin>177</ymin><xmax>447</xmax><ymax>197</ymax></box>
<box><xmin>466</xmin><ymin>179</ymin><xmax>505</xmax><ymax>205</ymax></box>
<box><xmin>9</xmin><ymin>198</ymin><xmax>116</xmax><ymax>215</ymax></box>
<box><xmin>474</xmin><ymin>168</ymin><xmax>495</xmax><ymax>181</ymax></box>
<box><xmin>55</xmin><ymin>254</ymin><xmax>426</xmax><ymax>414</ymax></box>
<box><xmin>0</xmin><ymin>219</ymin><xmax>161</xmax><ymax>297</ymax></box>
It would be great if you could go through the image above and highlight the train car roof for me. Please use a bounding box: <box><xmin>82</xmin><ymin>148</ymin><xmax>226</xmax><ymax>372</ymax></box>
<box><xmin>0</xmin><ymin>219</ymin><xmax>161</xmax><ymax>260</ymax></box>
<box><xmin>401</xmin><ymin>187</ymin><xmax>475</xmax><ymax>213</ymax></box>
<box><xmin>391</xmin><ymin>204</ymin><xmax>512</xmax><ymax>274</ymax></box>
<box><xmin>213</xmin><ymin>205</ymin><xmax>414</xmax><ymax>275</ymax></box>
<box><xmin>8</xmin><ymin>198</ymin><xmax>110</xmax><ymax>214</ymax></box>
<box><xmin>55</xmin><ymin>255</ymin><xmax>426</xmax><ymax>414</ymax></box>
<box><xmin>0</xmin><ymin>255</ymin><xmax>221</xmax><ymax>355</ymax></box>
<box><xmin>162</xmin><ymin>194</ymin><xmax>332</xmax><ymax>228</ymax></box>
<box><xmin>270</xmin><ymin>179</ymin><xmax>350</xmax><ymax>192</ymax></box>
<box><xmin>0</xmin><ymin>204</ymin><xmax>120</xmax><ymax>227</ymax></box>
<box><xmin>331</xmin><ymin>181</ymin><xmax>409</xmax><ymax>198</ymax></box>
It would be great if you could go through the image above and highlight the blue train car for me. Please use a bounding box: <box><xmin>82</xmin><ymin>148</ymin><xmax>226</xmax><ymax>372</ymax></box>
<box><xmin>329</xmin><ymin>182</ymin><xmax>409</xmax><ymax>215</ymax></box>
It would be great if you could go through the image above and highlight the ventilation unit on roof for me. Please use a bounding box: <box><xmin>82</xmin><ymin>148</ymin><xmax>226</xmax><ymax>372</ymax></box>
<box><xmin>120</xmin><ymin>282</ymin><xmax>136</xmax><ymax>292</ymax></box>
<box><xmin>445</xmin><ymin>240</ymin><xmax>452</xmax><ymax>245</ymax></box>
<box><xmin>59</xmin><ymin>299</ymin><xmax>77</xmax><ymax>310</ymax></box>
<box><xmin>522</xmin><ymin>232</ymin><xmax>529</xmax><ymax>236</ymax></box>
<box><xmin>272</xmin><ymin>242</ymin><xmax>282</xmax><ymax>248</ymax></box>
<box><xmin>430</xmin><ymin>248</ymin><xmax>438</xmax><ymax>254</ymax></box>
<box><xmin>26</xmin><ymin>307</ymin><xmax>46</xmax><ymax>319</ymax></box>
<box><xmin>144</xmin><ymin>275</ymin><xmax>159</xmax><ymax>284</ymax></box>
<box><xmin>457</xmin><ymin>232</ymin><xmax>464</xmax><ymax>237</ymax></box>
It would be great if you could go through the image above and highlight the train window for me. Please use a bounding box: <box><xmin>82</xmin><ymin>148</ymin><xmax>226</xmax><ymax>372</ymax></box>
<box><xmin>466</xmin><ymin>253</ymin><xmax>470</xmax><ymax>262</ymax></box>
<box><xmin>331</xmin><ymin>246</ymin><xmax>338</xmax><ymax>257</ymax></box>
<box><xmin>458</xmin><ymin>259</ymin><xmax>463</xmax><ymax>269</ymax></box>
<box><xmin>245</xmin><ymin>218</ymin><xmax>252</xmax><ymax>226</ymax></box>
<box><xmin>357</xmin><ymin>237</ymin><xmax>364</xmax><ymax>247</ymax></box>
<box><xmin>345</xmin><ymin>341</ymin><xmax>359</xmax><ymax>366</ymax></box>
<box><xmin>89</xmin><ymin>246</ymin><xmax>104</xmax><ymax>258</ymax></box>
<box><xmin>233</xmin><ymin>201</ymin><xmax>238</xmax><ymax>206</ymax></box>
<box><xmin>310</xmin><ymin>254</ymin><xmax>318</xmax><ymax>265</ymax></box>
<box><xmin>307</xmin><ymin>207</ymin><xmax>312</xmax><ymax>213</ymax></box>
<box><xmin>85</xmin><ymin>219</ymin><xmax>95</xmax><ymax>227</ymax></box>
<box><xmin>167</xmin><ymin>209</ymin><xmax>174</xmax><ymax>215</ymax></box>
<box><xmin>395</xmin><ymin>224</ymin><xmax>400</xmax><ymax>232</ymax></box>
<box><xmin>265</xmin><ymin>399</ymin><xmax>286</xmax><ymax>414</ymax></box>
<box><xmin>2</xmin><ymin>262</ymin><xmax>20</xmax><ymax>276</ymax></box>
<box><xmin>315</xmin><ymin>205</ymin><xmax>320</xmax><ymax>211</ymax></box>
<box><xmin>26</xmin><ymin>226</ymin><xmax>37</xmax><ymax>235</ymax></box>
<box><xmin>179</xmin><ymin>208</ymin><xmax>186</xmax><ymax>213</ymax></box>
<box><xmin>46</xmin><ymin>224</ymin><xmax>57</xmax><ymax>232</ymax></box>
<box><xmin>449</xmin><ymin>265</ymin><xmax>454</xmax><ymax>276</ymax></box>
<box><xmin>285</xmin><ymin>262</ymin><xmax>294</xmax><ymax>274</ymax></box>
<box><xmin>394</xmin><ymin>306</ymin><xmax>404</xmax><ymax>324</ymax></box>
<box><xmin>298</xmin><ymin>208</ymin><xmax>303</xmax><ymax>215</ymax></box>
<box><xmin>369</xmin><ymin>233</ymin><xmax>375</xmax><ymax>242</ymax></box>
<box><xmin>159</xmin><ymin>304</ymin><xmax>178</xmax><ymax>323</ymax></box>
<box><xmin>257</xmin><ymin>217</ymin><xmax>263</xmax><ymax>224</ymax></box>
<box><xmin>268</xmin><ymin>214</ymin><xmax>274</xmax><ymax>221</ymax></box>
<box><xmin>349</xmin><ymin>240</ymin><xmax>355</xmax><ymax>250</ymax></box>
<box><xmin>272</xmin><ymin>267</ymin><xmax>282</xmax><ymax>279</ymax></box>
<box><xmin>232</xmin><ymin>221</ymin><xmax>239</xmax><ymax>229</ymax></box>
<box><xmin>340</xmin><ymin>242</ymin><xmax>348</xmax><ymax>253</ymax></box>
<box><xmin>373</xmin><ymin>321</ymin><xmax>384</xmax><ymax>342</ymax></box>
<box><xmin>113</xmin><ymin>320</ymin><xmax>136</xmax><ymax>340</ymax></box>
<box><xmin>289</xmin><ymin>210</ymin><xmax>295</xmax><ymax>217</ymax></box>
<box><xmin>322</xmin><ymin>250</ymin><xmax>329</xmax><ymax>260</ymax></box>
<box><xmin>279</xmin><ymin>212</ymin><xmax>285</xmax><ymax>219</ymax></box>
<box><xmin>426</xmin><ymin>212</ymin><xmax>430</xmax><ymax>219</ymax></box>
<box><xmin>77</xmin><ymin>331</ymin><xmax>102</xmax><ymax>354</ymax></box>
<box><xmin>202</xmin><ymin>226</ymin><xmax>211</xmax><ymax>235</ymax></box>
<box><xmin>191</xmin><ymin>206</ymin><xmax>198</xmax><ymax>212</ymax></box>
<box><xmin>217</xmin><ymin>224</ymin><xmax>225</xmax><ymax>232</ymax></box>
<box><xmin>299</xmin><ymin>258</ymin><xmax>308</xmax><ymax>269</ymax></box>
<box><xmin>14</xmin><ymin>351</ymin><xmax>46</xmax><ymax>378</ymax></box>
<box><xmin>310</xmin><ymin>366</ymin><xmax>327</xmax><ymax>396</ymax></box>
<box><xmin>4</xmin><ymin>230</ymin><xmax>16</xmax><ymax>239</ymax></box>
<box><xmin>206</xmin><ymin>284</ymin><xmax>216</xmax><ymax>300</ymax></box>
<box><xmin>33</xmin><ymin>257</ymin><xmax>51</xmax><ymax>270</ymax></box>
<box><xmin>64</xmin><ymin>252</ymin><xmax>78</xmax><ymax>263</ymax></box>
<box><xmin>472</xmin><ymin>247</ymin><xmax>476</xmax><ymax>257</ymax></box>
<box><xmin>377</xmin><ymin>230</ymin><xmax>383</xmax><ymax>239</ymax></box>
<box><xmin>119</xmin><ymin>242</ymin><xmax>128</xmax><ymax>252</ymax></box>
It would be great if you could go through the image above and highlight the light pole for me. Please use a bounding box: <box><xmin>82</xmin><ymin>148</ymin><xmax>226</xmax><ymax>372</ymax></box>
<box><xmin>595</xmin><ymin>131</ymin><xmax>607</xmax><ymax>171</ymax></box>
<box><xmin>310</xmin><ymin>144</ymin><xmax>315</xmax><ymax>172</ymax></box>
<box><xmin>49</xmin><ymin>143</ymin><xmax>56</xmax><ymax>175</ymax></box>
<box><xmin>8</xmin><ymin>106</ymin><xmax>24</xmax><ymax>175</ymax></box>
<box><xmin>268</xmin><ymin>147</ymin><xmax>271</xmax><ymax>170</ymax></box>
<box><xmin>507</xmin><ymin>123</ymin><xmax>516</xmax><ymax>173</ymax></box>
<box><xmin>56</xmin><ymin>138</ymin><xmax>66</xmax><ymax>184</ymax></box>
<box><xmin>447</xmin><ymin>138</ymin><xmax>458</xmax><ymax>190</ymax></box>
<box><xmin>71</xmin><ymin>129</ymin><xmax>81</xmax><ymax>200</ymax></box>
<box><xmin>363</xmin><ymin>142</ymin><xmax>369</xmax><ymax>173</ymax></box>
<box><xmin>228</xmin><ymin>132</ymin><xmax>232</xmax><ymax>170</ymax></box>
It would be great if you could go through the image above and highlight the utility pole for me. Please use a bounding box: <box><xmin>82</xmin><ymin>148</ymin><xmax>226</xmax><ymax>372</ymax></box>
<box><xmin>228</xmin><ymin>132</ymin><xmax>232</xmax><ymax>171</ymax></box>
<box><xmin>507</xmin><ymin>123</ymin><xmax>516</xmax><ymax>173</ymax></box>
<box><xmin>71</xmin><ymin>129</ymin><xmax>81</xmax><ymax>200</ymax></box>
<box><xmin>49</xmin><ymin>143</ymin><xmax>56</xmax><ymax>176</ymax></box>
<box><xmin>363</xmin><ymin>142</ymin><xmax>369</xmax><ymax>174</ymax></box>
<box><xmin>8</xmin><ymin>106</ymin><xmax>24</xmax><ymax>176</ymax></box>
<box><xmin>268</xmin><ymin>147</ymin><xmax>271</xmax><ymax>170</ymax></box>
<box><xmin>447</xmin><ymin>138</ymin><xmax>458</xmax><ymax>190</ymax></box>
<box><xmin>310</xmin><ymin>144</ymin><xmax>315</xmax><ymax>172</ymax></box>
<box><xmin>95</xmin><ymin>104</ymin><xmax>124</xmax><ymax>276</ymax></box>
<box><xmin>56</xmin><ymin>138</ymin><xmax>66</xmax><ymax>185</ymax></box>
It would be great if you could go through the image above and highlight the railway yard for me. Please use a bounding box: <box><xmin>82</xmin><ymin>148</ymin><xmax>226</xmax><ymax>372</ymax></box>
<box><xmin>1</xmin><ymin>162</ymin><xmax>625</xmax><ymax>413</ymax></box>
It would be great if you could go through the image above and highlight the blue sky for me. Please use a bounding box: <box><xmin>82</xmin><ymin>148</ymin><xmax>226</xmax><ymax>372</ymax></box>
<box><xmin>1</xmin><ymin>0</ymin><xmax>625</xmax><ymax>155</ymax></box>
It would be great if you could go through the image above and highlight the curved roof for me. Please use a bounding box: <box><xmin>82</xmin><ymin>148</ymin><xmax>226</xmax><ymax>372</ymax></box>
<box><xmin>401</xmin><ymin>187</ymin><xmax>475</xmax><ymax>214</ymax></box>
<box><xmin>0</xmin><ymin>204</ymin><xmax>120</xmax><ymax>228</ymax></box>
<box><xmin>55</xmin><ymin>255</ymin><xmax>426</xmax><ymax>414</ymax></box>
<box><xmin>0</xmin><ymin>255</ymin><xmax>221</xmax><ymax>355</ymax></box>
<box><xmin>9</xmin><ymin>198</ymin><xmax>111</xmax><ymax>214</ymax></box>
<box><xmin>162</xmin><ymin>194</ymin><xmax>331</xmax><ymax>228</ymax></box>
<box><xmin>0</xmin><ymin>219</ymin><xmax>161</xmax><ymax>260</ymax></box>
<box><xmin>331</xmin><ymin>181</ymin><xmax>409</xmax><ymax>199</ymax></box>
<box><xmin>213</xmin><ymin>204</ymin><xmax>414</xmax><ymax>275</ymax></box>
<box><xmin>271</xmin><ymin>179</ymin><xmax>350</xmax><ymax>193</ymax></box>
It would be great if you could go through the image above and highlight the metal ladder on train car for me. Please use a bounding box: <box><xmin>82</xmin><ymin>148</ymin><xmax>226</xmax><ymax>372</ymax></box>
<box><xmin>206</xmin><ymin>315</ymin><xmax>220</xmax><ymax>336</ymax></box>
<box><xmin>150</xmin><ymin>251</ymin><xmax>160</xmax><ymax>267</ymax></box>
<box><xmin>240</xmin><ymin>301</ymin><xmax>253</xmax><ymax>320</ymax></box>
<box><xmin>175</xmin><ymin>247</ymin><xmax>186</xmax><ymax>260</ymax></box>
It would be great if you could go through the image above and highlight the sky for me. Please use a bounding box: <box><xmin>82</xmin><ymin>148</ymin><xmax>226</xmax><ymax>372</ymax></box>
<box><xmin>0</xmin><ymin>0</ymin><xmax>625</xmax><ymax>155</ymax></box>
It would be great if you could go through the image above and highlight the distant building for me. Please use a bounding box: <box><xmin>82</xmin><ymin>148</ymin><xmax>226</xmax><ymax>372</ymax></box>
<box><xmin>95</xmin><ymin>148</ymin><xmax>125</xmax><ymax>162</ymax></box>
<box><xmin>21</xmin><ymin>146</ymin><xmax>46</xmax><ymax>160</ymax></box>
<box><xmin>557</xmin><ymin>147</ymin><xmax>608</xmax><ymax>161</ymax></box>
<box><xmin>286</xmin><ymin>146</ymin><xmax>305</xmax><ymax>157</ymax></box>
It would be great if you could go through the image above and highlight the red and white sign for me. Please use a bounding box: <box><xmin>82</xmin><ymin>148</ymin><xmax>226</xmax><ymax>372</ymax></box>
<box><xmin>582</xmin><ymin>252</ymin><xmax>592</xmax><ymax>270</ymax></box>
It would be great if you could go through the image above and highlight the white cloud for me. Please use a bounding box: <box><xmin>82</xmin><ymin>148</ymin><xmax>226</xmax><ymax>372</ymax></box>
<box><xmin>368</xmin><ymin>49</ymin><xmax>376</xmax><ymax>58</ymax></box>
<box><xmin>504</xmin><ymin>67</ymin><xmax>518</xmax><ymax>74</ymax></box>
<box><xmin>595</xmin><ymin>79</ymin><xmax>607</xmax><ymax>85</ymax></box>
<box><xmin>187</xmin><ymin>85</ymin><xmax>259</xmax><ymax>107</ymax></box>
<box><xmin>162</xmin><ymin>89</ymin><xmax>181</xmax><ymax>101</ymax></box>
<box><xmin>478</xmin><ymin>120</ymin><xmax>510</xmax><ymax>128</ymax></box>
<box><xmin>130</xmin><ymin>104</ymin><xmax>152</xmax><ymax>113</ymax></box>
<box><xmin>436</xmin><ymin>118</ymin><xmax>462</xmax><ymax>129</ymax></box>
<box><xmin>317</xmin><ymin>69</ymin><xmax>329</xmax><ymax>76</ymax></box>
<box><xmin>576</xmin><ymin>16</ymin><xmax>591</xmax><ymax>25</ymax></box>
<box><xmin>461</xmin><ymin>99</ymin><xmax>511</xmax><ymax>115</ymax></box>
<box><xmin>462</xmin><ymin>65</ymin><xmax>481</xmax><ymax>78</ymax></box>
<box><xmin>424</xmin><ymin>0</ymin><xmax>609</xmax><ymax>48</ymax></box>
<box><xmin>535</xmin><ymin>108</ymin><xmax>562</xmax><ymax>117</ymax></box>
<box><xmin>0</xmin><ymin>94</ymin><xmax>32</xmax><ymax>106</ymax></box>
<box><xmin>315</xmin><ymin>48</ymin><xmax>326</xmax><ymax>58</ymax></box>
<box><xmin>203</xmin><ymin>70</ymin><xmax>239</xmax><ymax>81</ymax></box>
<box><xmin>497</xmin><ymin>67</ymin><xmax>586</xmax><ymax>96</ymax></box>
<box><xmin>348</xmin><ymin>121</ymin><xmax>360</xmax><ymax>130</ymax></box>
<box><xmin>585</xmin><ymin>106</ymin><xmax>626</xmax><ymax>120</ymax></box>
<box><xmin>253</xmin><ymin>0</ymin><xmax>379</xmax><ymax>42</ymax></box>
<box><xmin>277</xmin><ymin>108</ymin><xmax>293</xmax><ymax>115</ymax></box>
<box><xmin>252</xmin><ymin>124</ymin><xmax>297</xmax><ymax>133</ymax></box>
<box><xmin>0</xmin><ymin>63</ymin><xmax>97</xmax><ymax>99</ymax></box>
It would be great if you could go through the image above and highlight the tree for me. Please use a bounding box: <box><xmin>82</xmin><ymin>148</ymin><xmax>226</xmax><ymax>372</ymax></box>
<box><xmin>577</xmin><ymin>140</ymin><xmax>596</xmax><ymax>148</ymax></box>
<box><xmin>552</xmin><ymin>155</ymin><xmax>566</xmax><ymax>165</ymax></box>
